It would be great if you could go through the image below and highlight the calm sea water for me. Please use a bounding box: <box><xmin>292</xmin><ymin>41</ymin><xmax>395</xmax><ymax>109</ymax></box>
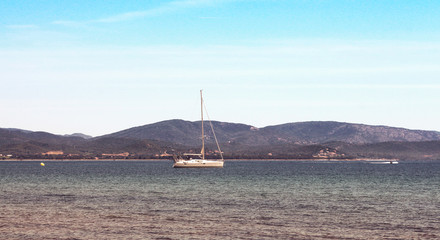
<box><xmin>1</xmin><ymin>160</ymin><xmax>439</xmax><ymax>239</ymax></box>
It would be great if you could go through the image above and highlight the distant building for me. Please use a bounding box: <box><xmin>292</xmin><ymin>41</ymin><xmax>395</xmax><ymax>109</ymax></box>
<box><xmin>313</xmin><ymin>148</ymin><xmax>344</xmax><ymax>159</ymax></box>
<box><xmin>42</xmin><ymin>151</ymin><xmax>64</xmax><ymax>155</ymax></box>
<box><xmin>0</xmin><ymin>154</ymin><xmax>13</xmax><ymax>159</ymax></box>
<box><xmin>102</xmin><ymin>152</ymin><xmax>130</xmax><ymax>157</ymax></box>
<box><xmin>160</xmin><ymin>151</ymin><xmax>173</xmax><ymax>157</ymax></box>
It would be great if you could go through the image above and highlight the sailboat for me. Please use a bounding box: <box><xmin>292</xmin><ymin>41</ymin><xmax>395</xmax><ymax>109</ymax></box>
<box><xmin>172</xmin><ymin>90</ymin><xmax>224</xmax><ymax>168</ymax></box>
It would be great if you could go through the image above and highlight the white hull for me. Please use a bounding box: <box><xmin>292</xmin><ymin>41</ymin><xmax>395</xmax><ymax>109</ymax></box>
<box><xmin>173</xmin><ymin>160</ymin><xmax>224</xmax><ymax>168</ymax></box>
<box><xmin>369</xmin><ymin>161</ymin><xmax>399</xmax><ymax>164</ymax></box>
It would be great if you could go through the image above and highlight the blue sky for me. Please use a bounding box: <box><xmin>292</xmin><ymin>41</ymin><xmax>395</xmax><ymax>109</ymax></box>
<box><xmin>1</xmin><ymin>0</ymin><xmax>440</xmax><ymax>136</ymax></box>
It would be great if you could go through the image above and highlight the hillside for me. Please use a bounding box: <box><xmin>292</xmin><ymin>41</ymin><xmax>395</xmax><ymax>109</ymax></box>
<box><xmin>0</xmin><ymin>128</ymin><xmax>85</xmax><ymax>145</ymax></box>
<box><xmin>332</xmin><ymin>141</ymin><xmax>440</xmax><ymax>160</ymax></box>
<box><xmin>261</xmin><ymin>121</ymin><xmax>440</xmax><ymax>144</ymax></box>
<box><xmin>101</xmin><ymin>119</ymin><xmax>256</xmax><ymax>146</ymax></box>
<box><xmin>101</xmin><ymin>120</ymin><xmax>440</xmax><ymax>146</ymax></box>
<box><xmin>2</xmin><ymin>121</ymin><xmax>440</xmax><ymax>160</ymax></box>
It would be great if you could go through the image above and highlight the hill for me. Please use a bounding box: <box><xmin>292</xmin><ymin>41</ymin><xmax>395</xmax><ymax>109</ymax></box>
<box><xmin>64</xmin><ymin>133</ymin><xmax>93</xmax><ymax>139</ymax></box>
<box><xmin>2</xmin><ymin>121</ymin><xmax>440</xmax><ymax>160</ymax></box>
<box><xmin>332</xmin><ymin>141</ymin><xmax>440</xmax><ymax>160</ymax></box>
<box><xmin>0</xmin><ymin>128</ymin><xmax>85</xmax><ymax>145</ymax></box>
<box><xmin>101</xmin><ymin>119</ymin><xmax>255</xmax><ymax>146</ymax></box>
<box><xmin>102</xmin><ymin>120</ymin><xmax>440</xmax><ymax>146</ymax></box>
<box><xmin>261</xmin><ymin>121</ymin><xmax>440</xmax><ymax>144</ymax></box>
<box><xmin>0</xmin><ymin>128</ymin><xmax>174</xmax><ymax>159</ymax></box>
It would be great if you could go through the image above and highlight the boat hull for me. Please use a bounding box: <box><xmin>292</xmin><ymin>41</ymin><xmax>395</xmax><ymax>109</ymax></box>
<box><xmin>369</xmin><ymin>161</ymin><xmax>399</xmax><ymax>164</ymax></box>
<box><xmin>173</xmin><ymin>160</ymin><xmax>224</xmax><ymax>168</ymax></box>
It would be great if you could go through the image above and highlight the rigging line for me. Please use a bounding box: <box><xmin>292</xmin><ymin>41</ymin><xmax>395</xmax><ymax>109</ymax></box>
<box><xmin>203</xmin><ymin>103</ymin><xmax>224</xmax><ymax>161</ymax></box>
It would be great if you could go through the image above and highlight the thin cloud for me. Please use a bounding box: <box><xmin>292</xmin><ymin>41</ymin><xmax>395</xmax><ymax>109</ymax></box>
<box><xmin>53</xmin><ymin>0</ymin><xmax>226</xmax><ymax>25</ymax></box>
<box><xmin>95</xmin><ymin>9</ymin><xmax>164</xmax><ymax>23</ymax></box>
<box><xmin>289</xmin><ymin>84</ymin><xmax>440</xmax><ymax>89</ymax></box>
<box><xmin>52</xmin><ymin>20</ymin><xmax>85</xmax><ymax>27</ymax></box>
<box><xmin>6</xmin><ymin>24</ymin><xmax>38</xmax><ymax>29</ymax></box>
<box><xmin>199</xmin><ymin>16</ymin><xmax>223</xmax><ymax>19</ymax></box>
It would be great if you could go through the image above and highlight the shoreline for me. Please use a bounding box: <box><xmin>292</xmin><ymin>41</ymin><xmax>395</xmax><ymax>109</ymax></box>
<box><xmin>1</xmin><ymin>158</ymin><xmax>402</xmax><ymax>162</ymax></box>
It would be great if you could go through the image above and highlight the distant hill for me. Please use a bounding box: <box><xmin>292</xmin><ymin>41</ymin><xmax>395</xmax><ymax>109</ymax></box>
<box><xmin>331</xmin><ymin>141</ymin><xmax>440</xmax><ymax>161</ymax></box>
<box><xmin>0</xmin><ymin>128</ymin><xmax>84</xmax><ymax>147</ymax></box>
<box><xmin>101</xmin><ymin>120</ymin><xmax>440</xmax><ymax>146</ymax></box>
<box><xmin>64</xmin><ymin>133</ymin><xmax>93</xmax><ymax>139</ymax></box>
<box><xmin>261</xmin><ymin>121</ymin><xmax>440</xmax><ymax>144</ymax></box>
<box><xmin>2</xmin><ymin>121</ymin><xmax>440</xmax><ymax>160</ymax></box>
<box><xmin>0</xmin><ymin>128</ymin><xmax>86</xmax><ymax>155</ymax></box>
<box><xmin>101</xmin><ymin>119</ymin><xmax>257</xmax><ymax>146</ymax></box>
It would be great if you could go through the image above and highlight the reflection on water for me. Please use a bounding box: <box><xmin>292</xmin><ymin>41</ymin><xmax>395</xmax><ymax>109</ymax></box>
<box><xmin>1</xmin><ymin>161</ymin><xmax>439</xmax><ymax>239</ymax></box>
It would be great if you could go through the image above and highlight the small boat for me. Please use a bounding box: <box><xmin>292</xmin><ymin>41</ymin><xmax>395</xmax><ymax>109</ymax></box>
<box><xmin>173</xmin><ymin>155</ymin><xmax>224</xmax><ymax>168</ymax></box>
<box><xmin>173</xmin><ymin>90</ymin><xmax>224</xmax><ymax>168</ymax></box>
<box><xmin>369</xmin><ymin>161</ymin><xmax>399</xmax><ymax>164</ymax></box>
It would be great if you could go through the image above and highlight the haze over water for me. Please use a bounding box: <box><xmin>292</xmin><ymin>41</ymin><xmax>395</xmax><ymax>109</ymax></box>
<box><xmin>1</xmin><ymin>161</ymin><xmax>439</xmax><ymax>239</ymax></box>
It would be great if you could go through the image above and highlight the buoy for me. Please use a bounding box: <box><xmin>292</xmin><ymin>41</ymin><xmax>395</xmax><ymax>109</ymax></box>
<box><xmin>40</xmin><ymin>162</ymin><xmax>45</xmax><ymax>167</ymax></box>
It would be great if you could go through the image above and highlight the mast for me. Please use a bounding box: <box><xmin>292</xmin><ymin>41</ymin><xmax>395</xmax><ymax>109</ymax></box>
<box><xmin>200</xmin><ymin>90</ymin><xmax>205</xmax><ymax>160</ymax></box>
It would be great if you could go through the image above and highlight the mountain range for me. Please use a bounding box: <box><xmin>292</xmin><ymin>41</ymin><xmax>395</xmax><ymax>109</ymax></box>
<box><xmin>1</xmin><ymin>120</ymin><xmax>440</xmax><ymax>160</ymax></box>
<box><xmin>102</xmin><ymin>120</ymin><xmax>440</xmax><ymax>145</ymax></box>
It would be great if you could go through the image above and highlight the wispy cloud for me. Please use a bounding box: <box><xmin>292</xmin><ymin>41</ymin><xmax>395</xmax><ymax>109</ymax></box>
<box><xmin>51</xmin><ymin>20</ymin><xmax>85</xmax><ymax>27</ymax></box>
<box><xmin>6</xmin><ymin>24</ymin><xmax>38</xmax><ymax>29</ymax></box>
<box><xmin>280</xmin><ymin>83</ymin><xmax>440</xmax><ymax>90</ymax></box>
<box><xmin>53</xmin><ymin>0</ymin><xmax>225</xmax><ymax>26</ymax></box>
<box><xmin>94</xmin><ymin>9</ymin><xmax>163</xmax><ymax>23</ymax></box>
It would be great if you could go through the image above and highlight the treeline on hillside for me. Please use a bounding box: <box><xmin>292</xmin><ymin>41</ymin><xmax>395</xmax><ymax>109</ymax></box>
<box><xmin>3</xmin><ymin>140</ymin><xmax>440</xmax><ymax>160</ymax></box>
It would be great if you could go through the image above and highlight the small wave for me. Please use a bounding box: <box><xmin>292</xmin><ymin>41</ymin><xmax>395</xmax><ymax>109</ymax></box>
<box><xmin>104</xmin><ymin>215</ymin><xmax>132</xmax><ymax>219</ymax></box>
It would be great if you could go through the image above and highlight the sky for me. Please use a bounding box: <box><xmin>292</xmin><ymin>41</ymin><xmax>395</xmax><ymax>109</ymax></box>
<box><xmin>1</xmin><ymin>0</ymin><xmax>440</xmax><ymax>136</ymax></box>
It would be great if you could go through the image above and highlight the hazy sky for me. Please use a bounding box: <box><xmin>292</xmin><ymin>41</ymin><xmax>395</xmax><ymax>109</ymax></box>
<box><xmin>1</xmin><ymin>0</ymin><xmax>440</xmax><ymax>136</ymax></box>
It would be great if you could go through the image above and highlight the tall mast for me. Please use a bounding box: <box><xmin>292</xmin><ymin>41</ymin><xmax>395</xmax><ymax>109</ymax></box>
<box><xmin>200</xmin><ymin>90</ymin><xmax>205</xmax><ymax>160</ymax></box>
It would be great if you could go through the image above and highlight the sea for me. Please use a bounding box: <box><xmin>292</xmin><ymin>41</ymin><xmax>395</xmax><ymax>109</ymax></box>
<box><xmin>1</xmin><ymin>160</ymin><xmax>439</xmax><ymax>240</ymax></box>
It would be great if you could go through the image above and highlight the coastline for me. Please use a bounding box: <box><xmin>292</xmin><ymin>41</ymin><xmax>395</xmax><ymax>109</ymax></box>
<box><xmin>1</xmin><ymin>158</ymin><xmax>401</xmax><ymax>162</ymax></box>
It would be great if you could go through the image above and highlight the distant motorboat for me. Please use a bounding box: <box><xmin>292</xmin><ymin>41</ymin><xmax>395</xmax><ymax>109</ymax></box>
<box><xmin>369</xmin><ymin>161</ymin><xmax>399</xmax><ymax>164</ymax></box>
<box><xmin>173</xmin><ymin>90</ymin><xmax>224</xmax><ymax>168</ymax></box>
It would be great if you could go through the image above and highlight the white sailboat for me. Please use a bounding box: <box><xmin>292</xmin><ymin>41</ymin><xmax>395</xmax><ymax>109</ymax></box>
<box><xmin>173</xmin><ymin>90</ymin><xmax>224</xmax><ymax>168</ymax></box>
